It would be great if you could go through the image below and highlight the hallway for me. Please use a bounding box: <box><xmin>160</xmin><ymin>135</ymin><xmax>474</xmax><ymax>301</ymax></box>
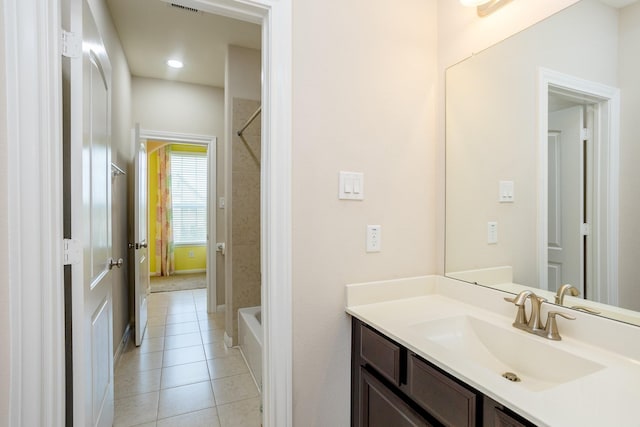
<box><xmin>114</xmin><ymin>289</ymin><xmax>261</xmax><ymax>426</ymax></box>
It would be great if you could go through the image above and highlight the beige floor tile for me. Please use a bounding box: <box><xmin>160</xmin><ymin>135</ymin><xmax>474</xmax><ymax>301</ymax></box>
<box><xmin>201</xmin><ymin>329</ymin><xmax>225</xmax><ymax>344</ymax></box>
<box><xmin>161</xmin><ymin>361</ymin><xmax>210</xmax><ymax>389</ymax></box>
<box><xmin>139</xmin><ymin>336</ymin><xmax>165</xmax><ymax>354</ymax></box>
<box><xmin>157</xmin><ymin>381</ymin><xmax>215</xmax><ymax>419</ymax></box>
<box><xmin>115</xmin><ymin>368</ymin><xmax>162</xmax><ymax>399</ymax></box>
<box><xmin>131</xmin><ymin>423</ymin><xmax>156</xmax><ymax>427</ymax></box>
<box><xmin>166</xmin><ymin>312</ymin><xmax>198</xmax><ymax>325</ymax></box>
<box><xmin>163</xmin><ymin>345</ymin><xmax>206</xmax><ymax>367</ymax></box>
<box><xmin>146</xmin><ymin>325</ymin><xmax>166</xmax><ymax>339</ymax></box>
<box><xmin>165</xmin><ymin>321</ymin><xmax>200</xmax><ymax>336</ymax></box>
<box><xmin>148</xmin><ymin>305</ymin><xmax>168</xmax><ymax>317</ymax></box>
<box><xmin>217</xmin><ymin>397</ymin><xmax>261</xmax><ymax>427</ymax></box>
<box><xmin>114</xmin><ymin>391</ymin><xmax>159</xmax><ymax>427</ymax></box>
<box><xmin>167</xmin><ymin>304</ymin><xmax>197</xmax><ymax>315</ymax></box>
<box><xmin>116</xmin><ymin>350</ymin><xmax>164</xmax><ymax>375</ymax></box>
<box><xmin>204</xmin><ymin>342</ymin><xmax>241</xmax><ymax>360</ymax></box>
<box><xmin>211</xmin><ymin>374</ymin><xmax>259</xmax><ymax>405</ymax></box>
<box><xmin>147</xmin><ymin>315</ymin><xmax>167</xmax><ymax>327</ymax></box>
<box><xmin>164</xmin><ymin>332</ymin><xmax>202</xmax><ymax>350</ymax></box>
<box><xmin>156</xmin><ymin>407</ymin><xmax>220</xmax><ymax>427</ymax></box>
<box><xmin>198</xmin><ymin>318</ymin><xmax>225</xmax><ymax>332</ymax></box>
<box><xmin>207</xmin><ymin>354</ymin><xmax>249</xmax><ymax>380</ymax></box>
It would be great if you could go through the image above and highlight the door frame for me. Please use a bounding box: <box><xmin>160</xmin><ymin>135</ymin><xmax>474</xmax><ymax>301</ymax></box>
<box><xmin>537</xmin><ymin>67</ymin><xmax>619</xmax><ymax>304</ymax></box>
<box><xmin>140</xmin><ymin>129</ymin><xmax>218</xmax><ymax>313</ymax></box>
<box><xmin>2</xmin><ymin>0</ymin><xmax>293</xmax><ymax>426</ymax></box>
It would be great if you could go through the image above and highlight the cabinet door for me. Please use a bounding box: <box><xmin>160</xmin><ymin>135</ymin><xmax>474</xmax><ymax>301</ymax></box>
<box><xmin>483</xmin><ymin>397</ymin><xmax>536</xmax><ymax>427</ymax></box>
<box><xmin>359</xmin><ymin>368</ymin><xmax>431</xmax><ymax>427</ymax></box>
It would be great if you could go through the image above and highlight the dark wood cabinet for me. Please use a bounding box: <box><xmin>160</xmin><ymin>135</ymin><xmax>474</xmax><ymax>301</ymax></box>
<box><xmin>360</xmin><ymin>368</ymin><xmax>432</xmax><ymax>427</ymax></box>
<box><xmin>352</xmin><ymin>318</ymin><xmax>536</xmax><ymax>427</ymax></box>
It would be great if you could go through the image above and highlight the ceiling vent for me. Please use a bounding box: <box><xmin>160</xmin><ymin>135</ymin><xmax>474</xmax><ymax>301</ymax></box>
<box><xmin>169</xmin><ymin>3</ymin><xmax>200</xmax><ymax>13</ymax></box>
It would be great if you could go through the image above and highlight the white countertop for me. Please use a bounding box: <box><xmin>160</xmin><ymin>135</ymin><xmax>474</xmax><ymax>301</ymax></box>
<box><xmin>346</xmin><ymin>275</ymin><xmax>640</xmax><ymax>427</ymax></box>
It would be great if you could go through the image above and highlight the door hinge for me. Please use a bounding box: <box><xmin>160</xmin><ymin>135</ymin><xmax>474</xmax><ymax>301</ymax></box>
<box><xmin>60</xmin><ymin>30</ymin><xmax>81</xmax><ymax>58</ymax></box>
<box><xmin>581</xmin><ymin>223</ymin><xmax>591</xmax><ymax>236</ymax></box>
<box><xmin>581</xmin><ymin>128</ymin><xmax>592</xmax><ymax>141</ymax></box>
<box><xmin>63</xmin><ymin>239</ymin><xmax>81</xmax><ymax>265</ymax></box>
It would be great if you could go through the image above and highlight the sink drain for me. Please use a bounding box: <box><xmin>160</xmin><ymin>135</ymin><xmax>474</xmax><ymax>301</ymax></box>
<box><xmin>502</xmin><ymin>372</ymin><xmax>521</xmax><ymax>382</ymax></box>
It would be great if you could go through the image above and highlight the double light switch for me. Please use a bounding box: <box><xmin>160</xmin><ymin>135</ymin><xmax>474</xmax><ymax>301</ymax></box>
<box><xmin>339</xmin><ymin>171</ymin><xmax>364</xmax><ymax>200</ymax></box>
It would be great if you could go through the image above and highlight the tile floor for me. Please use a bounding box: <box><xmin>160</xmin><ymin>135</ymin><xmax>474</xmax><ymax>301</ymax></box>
<box><xmin>114</xmin><ymin>289</ymin><xmax>261</xmax><ymax>427</ymax></box>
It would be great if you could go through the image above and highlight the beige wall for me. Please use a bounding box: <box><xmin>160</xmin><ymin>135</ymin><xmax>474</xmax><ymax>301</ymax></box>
<box><xmin>291</xmin><ymin>0</ymin><xmax>438</xmax><ymax>424</ymax></box>
<box><xmin>224</xmin><ymin>46</ymin><xmax>261</xmax><ymax>343</ymax></box>
<box><xmin>229</xmin><ymin>98</ymin><xmax>261</xmax><ymax>343</ymax></box>
<box><xmin>87</xmin><ymin>0</ymin><xmax>133</xmax><ymax>354</ymax></box>
<box><xmin>132</xmin><ymin>77</ymin><xmax>225</xmax><ymax>303</ymax></box>
<box><xmin>0</xmin><ymin>0</ymin><xmax>9</xmax><ymax>422</ymax></box>
<box><xmin>617</xmin><ymin>1</ymin><xmax>640</xmax><ymax>311</ymax></box>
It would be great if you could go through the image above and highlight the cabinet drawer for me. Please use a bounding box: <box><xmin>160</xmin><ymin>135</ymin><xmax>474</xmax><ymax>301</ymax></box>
<box><xmin>359</xmin><ymin>323</ymin><xmax>402</xmax><ymax>385</ymax></box>
<box><xmin>407</xmin><ymin>354</ymin><xmax>477</xmax><ymax>427</ymax></box>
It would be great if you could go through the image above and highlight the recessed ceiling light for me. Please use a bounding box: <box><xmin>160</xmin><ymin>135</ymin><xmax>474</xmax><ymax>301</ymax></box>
<box><xmin>167</xmin><ymin>59</ymin><xmax>184</xmax><ymax>69</ymax></box>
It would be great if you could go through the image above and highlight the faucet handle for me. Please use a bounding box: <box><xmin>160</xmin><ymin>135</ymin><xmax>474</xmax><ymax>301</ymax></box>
<box><xmin>504</xmin><ymin>296</ymin><xmax>528</xmax><ymax>327</ymax></box>
<box><xmin>542</xmin><ymin>311</ymin><xmax>576</xmax><ymax>341</ymax></box>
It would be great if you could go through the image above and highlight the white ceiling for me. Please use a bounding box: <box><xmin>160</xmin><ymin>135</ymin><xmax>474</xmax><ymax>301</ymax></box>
<box><xmin>106</xmin><ymin>0</ymin><xmax>261</xmax><ymax>88</ymax></box>
<box><xmin>600</xmin><ymin>0</ymin><xmax>638</xmax><ymax>8</ymax></box>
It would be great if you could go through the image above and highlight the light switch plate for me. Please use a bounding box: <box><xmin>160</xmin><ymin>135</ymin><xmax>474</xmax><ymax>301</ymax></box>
<box><xmin>499</xmin><ymin>180</ymin><xmax>515</xmax><ymax>203</ymax></box>
<box><xmin>339</xmin><ymin>171</ymin><xmax>364</xmax><ymax>200</ymax></box>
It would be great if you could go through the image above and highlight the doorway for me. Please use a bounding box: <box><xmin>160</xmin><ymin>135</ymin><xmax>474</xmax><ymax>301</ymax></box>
<box><xmin>2</xmin><ymin>0</ymin><xmax>292</xmax><ymax>424</ymax></box>
<box><xmin>138</xmin><ymin>131</ymin><xmax>218</xmax><ymax>312</ymax></box>
<box><xmin>538</xmin><ymin>68</ymin><xmax>620</xmax><ymax>305</ymax></box>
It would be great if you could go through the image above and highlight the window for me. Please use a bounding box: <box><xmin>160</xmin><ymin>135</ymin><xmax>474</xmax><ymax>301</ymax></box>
<box><xmin>171</xmin><ymin>151</ymin><xmax>207</xmax><ymax>245</ymax></box>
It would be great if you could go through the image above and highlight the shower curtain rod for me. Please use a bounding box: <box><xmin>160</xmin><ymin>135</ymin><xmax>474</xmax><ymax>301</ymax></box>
<box><xmin>236</xmin><ymin>106</ymin><xmax>262</xmax><ymax>137</ymax></box>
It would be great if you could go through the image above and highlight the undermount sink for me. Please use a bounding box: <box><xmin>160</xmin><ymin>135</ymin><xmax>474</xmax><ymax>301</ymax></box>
<box><xmin>410</xmin><ymin>316</ymin><xmax>604</xmax><ymax>391</ymax></box>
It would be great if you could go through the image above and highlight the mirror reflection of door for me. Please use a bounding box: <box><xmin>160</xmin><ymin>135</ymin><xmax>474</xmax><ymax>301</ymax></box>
<box><xmin>547</xmin><ymin>95</ymin><xmax>595</xmax><ymax>297</ymax></box>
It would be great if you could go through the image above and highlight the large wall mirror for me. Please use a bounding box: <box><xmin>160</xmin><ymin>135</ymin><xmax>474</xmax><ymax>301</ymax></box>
<box><xmin>445</xmin><ymin>0</ymin><xmax>640</xmax><ymax>325</ymax></box>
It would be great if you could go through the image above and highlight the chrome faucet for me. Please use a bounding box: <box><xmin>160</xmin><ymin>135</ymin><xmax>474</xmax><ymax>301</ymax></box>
<box><xmin>555</xmin><ymin>284</ymin><xmax>579</xmax><ymax>305</ymax></box>
<box><xmin>505</xmin><ymin>290</ymin><xmax>575</xmax><ymax>340</ymax></box>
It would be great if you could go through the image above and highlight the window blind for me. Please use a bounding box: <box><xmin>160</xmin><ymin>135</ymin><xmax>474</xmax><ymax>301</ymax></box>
<box><xmin>171</xmin><ymin>152</ymin><xmax>207</xmax><ymax>245</ymax></box>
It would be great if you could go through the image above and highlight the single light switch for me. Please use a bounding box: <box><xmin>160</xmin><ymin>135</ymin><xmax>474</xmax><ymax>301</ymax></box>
<box><xmin>499</xmin><ymin>180</ymin><xmax>515</xmax><ymax>203</ymax></box>
<box><xmin>339</xmin><ymin>171</ymin><xmax>364</xmax><ymax>200</ymax></box>
<box><xmin>344</xmin><ymin>176</ymin><xmax>354</xmax><ymax>193</ymax></box>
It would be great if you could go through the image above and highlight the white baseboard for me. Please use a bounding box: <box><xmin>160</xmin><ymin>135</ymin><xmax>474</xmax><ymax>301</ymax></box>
<box><xmin>224</xmin><ymin>331</ymin><xmax>234</xmax><ymax>348</ymax></box>
<box><xmin>113</xmin><ymin>324</ymin><xmax>131</xmax><ymax>369</ymax></box>
<box><xmin>174</xmin><ymin>269</ymin><xmax>206</xmax><ymax>275</ymax></box>
<box><xmin>217</xmin><ymin>304</ymin><xmax>226</xmax><ymax>312</ymax></box>
<box><xmin>149</xmin><ymin>269</ymin><xmax>206</xmax><ymax>276</ymax></box>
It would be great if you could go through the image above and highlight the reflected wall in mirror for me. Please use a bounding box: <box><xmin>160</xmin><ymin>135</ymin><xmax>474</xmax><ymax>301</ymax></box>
<box><xmin>445</xmin><ymin>0</ymin><xmax>640</xmax><ymax>325</ymax></box>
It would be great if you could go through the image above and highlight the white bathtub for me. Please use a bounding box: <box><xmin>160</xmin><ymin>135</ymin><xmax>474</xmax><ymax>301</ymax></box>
<box><xmin>238</xmin><ymin>305</ymin><xmax>262</xmax><ymax>392</ymax></box>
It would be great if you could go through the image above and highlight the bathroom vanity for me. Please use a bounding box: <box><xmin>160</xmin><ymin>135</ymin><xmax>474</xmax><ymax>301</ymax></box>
<box><xmin>352</xmin><ymin>317</ymin><xmax>534</xmax><ymax>426</ymax></box>
<box><xmin>346</xmin><ymin>275</ymin><xmax>640</xmax><ymax>427</ymax></box>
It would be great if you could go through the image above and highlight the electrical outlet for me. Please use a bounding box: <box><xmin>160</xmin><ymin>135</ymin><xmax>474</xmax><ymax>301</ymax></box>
<box><xmin>488</xmin><ymin>222</ymin><xmax>498</xmax><ymax>244</ymax></box>
<box><xmin>366</xmin><ymin>225</ymin><xmax>381</xmax><ymax>252</ymax></box>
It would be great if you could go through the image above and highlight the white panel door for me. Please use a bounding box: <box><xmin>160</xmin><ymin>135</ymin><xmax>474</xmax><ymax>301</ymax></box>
<box><xmin>548</xmin><ymin>106</ymin><xmax>584</xmax><ymax>295</ymax></box>
<box><xmin>69</xmin><ymin>1</ymin><xmax>115</xmax><ymax>425</ymax></box>
<box><xmin>133</xmin><ymin>125</ymin><xmax>150</xmax><ymax>346</ymax></box>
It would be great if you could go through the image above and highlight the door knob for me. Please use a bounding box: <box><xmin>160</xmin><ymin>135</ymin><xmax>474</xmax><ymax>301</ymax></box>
<box><xmin>135</xmin><ymin>241</ymin><xmax>148</xmax><ymax>249</ymax></box>
<box><xmin>108</xmin><ymin>258</ymin><xmax>124</xmax><ymax>270</ymax></box>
